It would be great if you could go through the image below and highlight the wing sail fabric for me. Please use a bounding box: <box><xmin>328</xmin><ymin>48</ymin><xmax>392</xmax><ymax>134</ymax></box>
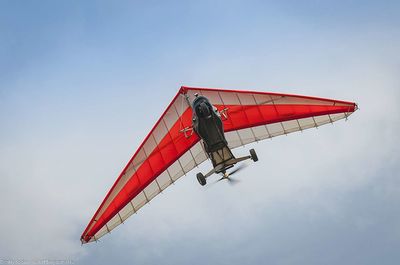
<box><xmin>181</xmin><ymin>86</ymin><xmax>357</xmax><ymax>149</ymax></box>
<box><xmin>87</xmin><ymin>142</ymin><xmax>208</xmax><ymax>242</ymax></box>
<box><xmin>81</xmin><ymin>90</ymin><xmax>206</xmax><ymax>243</ymax></box>
<box><xmin>82</xmin><ymin>86</ymin><xmax>357</xmax><ymax>244</ymax></box>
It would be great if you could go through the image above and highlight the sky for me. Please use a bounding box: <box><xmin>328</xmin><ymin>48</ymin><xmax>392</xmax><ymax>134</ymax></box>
<box><xmin>0</xmin><ymin>0</ymin><xmax>399</xmax><ymax>264</ymax></box>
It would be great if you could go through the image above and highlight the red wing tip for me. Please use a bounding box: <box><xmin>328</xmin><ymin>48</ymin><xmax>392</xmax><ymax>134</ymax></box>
<box><xmin>80</xmin><ymin>235</ymin><xmax>91</xmax><ymax>244</ymax></box>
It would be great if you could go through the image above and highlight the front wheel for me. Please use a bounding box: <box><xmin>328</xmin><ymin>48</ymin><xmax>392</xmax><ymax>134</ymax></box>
<box><xmin>250</xmin><ymin>149</ymin><xmax>258</xmax><ymax>162</ymax></box>
<box><xmin>197</xmin><ymin>172</ymin><xmax>206</xmax><ymax>186</ymax></box>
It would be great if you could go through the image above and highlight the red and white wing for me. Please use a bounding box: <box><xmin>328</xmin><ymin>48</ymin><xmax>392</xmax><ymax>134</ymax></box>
<box><xmin>81</xmin><ymin>86</ymin><xmax>357</xmax><ymax>244</ymax></box>
<box><xmin>81</xmin><ymin>89</ymin><xmax>206</xmax><ymax>244</ymax></box>
<box><xmin>182</xmin><ymin>86</ymin><xmax>357</xmax><ymax>149</ymax></box>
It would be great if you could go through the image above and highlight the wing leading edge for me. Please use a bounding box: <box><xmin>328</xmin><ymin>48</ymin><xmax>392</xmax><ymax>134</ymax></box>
<box><xmin>81</xmin><ymin>86</ymin><xmax>357</xmax><ymax>243</ymax></box>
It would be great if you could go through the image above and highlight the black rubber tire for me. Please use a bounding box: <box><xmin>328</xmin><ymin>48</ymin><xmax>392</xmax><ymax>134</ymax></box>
<box><xmin>250</xmin><ymin>149</ymin><xmax>258</xmax><ymax>162</ymax></box>
<box><xmin>197</xmin><ymin>172</ymin><xmax>206</xmax><ymax>186</ymax></box>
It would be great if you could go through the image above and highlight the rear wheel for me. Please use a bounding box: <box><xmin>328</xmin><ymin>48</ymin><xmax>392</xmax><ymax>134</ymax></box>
<box><xmin>250</xmin><ymin>149</ymin><xmax>258</xmax><ymax>162</ymax></box>
<box><xmin>197</xmin><ymin>172</ymin><xmax>206</xmax><ymax>186</ymax></box>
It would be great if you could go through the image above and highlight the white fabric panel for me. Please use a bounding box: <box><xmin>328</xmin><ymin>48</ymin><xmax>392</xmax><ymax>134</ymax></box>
<box><xmin>237</xmin><ymin>128</ymin><xmax>256</xmax><ymax>145</ymax></box>
<box><xmin>163</xmin><ymin>106</ymin><xmax>180</xmax><ymax>130</ymax></box>
<box><xmin>168</xmin><ymin>160</ymin><xmax>184</xmax><ymax>181</ymax></box>
<box><xmin>200</xmin><ymin>90</ymin><xmax>224</xmax><ymax>105</ymax></box>
<box><xmin>219</xmin><ymin>91</ymin><xmax>241</xmax><ymax>105</ymax></box>
<box><xmin>237</xmin><ymin>92</ymin><xmax>257</xmax><ymax>105</ymax></box>
<box><xmin>253</xmin><ymin>93</ymin><xmax>274</xmax><ymax>105</ymax></box>
<box><xmin>252</xmin><ymin>125</ymin><xmax>271</xmax><ymax>141</ymax></box>
<box><xmin>173</xmin><ymin>94</ymin><xmax>188</xmax><ymax>117</ymax></box>
<box><xmin>142</xmin><ymin>133</ymin><xmax>158</xmax><ymax>157</ymax></box>
<box><xmin>120</xmin><ymin>201</ymin><xmax>135</xmax><ymax>219</ymax></box>
<box><xmin>314</xmin><ymin>115</ymin><xmax>332</xmax><ymax>127</ymax></box>
<box><xmin>157</xmin><ymin>171</ymin><xmax>173</xmax><ymax>190</ymax></box>
<box><xmin>282</xmin><ymin>120</ymin><xmax>301</xmax><ymax>133</ymax></box>
<box><xmin>272</xmin><ymin>95</ymin><xmax>334</xmax><ymax>106</ymax></box>
<box><xmin>94</xmin><ymin>226</ymin><xmax>108</xmax><ymax>241</ymax></box>
<box><xmin>298</xmin><ymin>117</ymin><xmax>316</xmax><ymax>130</ymax></box>
<box><xmin>227</xmin><ymin>112</ymin><xmax>353</xmax><ymax>151</ymax></box>
<box><xmin>132</xmin><ymin>148</ymin><xmax>146</xmax><ymax>170</ymax></box>
<box><xmin>143</xmin><ymin>180</ymin><xmax>161</xmax><ymax>201</ymax></box>
<box><xmin>107</xmin><ymin>213</ymin><xmax>122</xmax><ymax>232</ymax></box>
<box><xmin>179</xmin><ymin>150</ymin><xmax>197</xmax><ymax>173</ymax></box>
<box><xmin>226</xmin><ymin>131</ymin><xmax>242</xmax><ymax>149</ymax></box>
<box><xmin>266</xmin><ymin>123</ymin><xmax>284</xmax><ymax>137</ymax></box>
<box><xmin>153</xmin><ymin>119</ymin><xmax>169</xmax><ymax>144</ymax></box>
<box><xmin>330</xmin><ymin>113</ymin><xmax>346</xmax><ymax>122</ymax></box>
<box><xmin>132</xmin><ymin>191</ymin><xmax>147</xmax><ymax>212</ymax></box>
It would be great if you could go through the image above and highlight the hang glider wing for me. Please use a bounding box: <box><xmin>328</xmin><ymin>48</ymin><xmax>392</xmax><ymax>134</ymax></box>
<box><xmin>181</xmin><ymin>86</ymin><xmax>357</xmax><ymax>149</ymax></box>
<box><xmin>81</xmin><ymin>86</ymin><xmax>357</xmax><ymax>244</ymax></box>
<box><xmin>81</xmin><ymin>90</ymin><xmax>207</xmax><ymax>244</ymax></box>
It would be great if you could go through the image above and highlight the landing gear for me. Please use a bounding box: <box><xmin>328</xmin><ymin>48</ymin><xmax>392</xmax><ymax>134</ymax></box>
<box><xmin>250</xmin><ymin>148</ymin><xmax>258</xmax><ymax>162</ymax></box>
<box><xmin>196</xmin><ymin>149</ymin><xmax>258</xmax><ymax>186</ymax></box>
<box><xmin>196</xmin><ymin>172</ymin><xmax>206</xmax><ymax>186</ymax></box>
